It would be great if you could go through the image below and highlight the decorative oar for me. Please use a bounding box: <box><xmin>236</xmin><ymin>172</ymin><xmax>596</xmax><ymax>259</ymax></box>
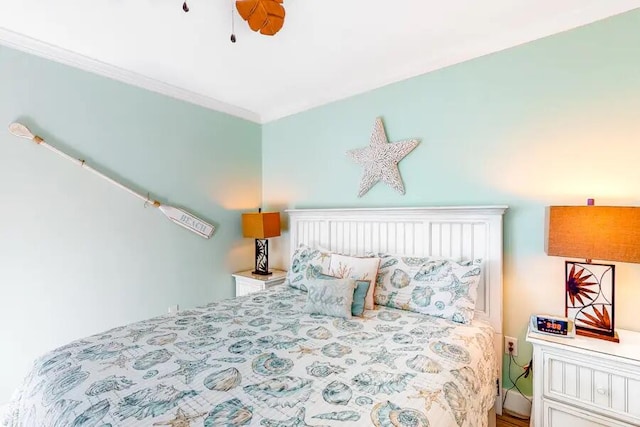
<box><xmin>8</xmin><ymin>123</ymin><xmax>214</xmax><ymax>239</ymax></box>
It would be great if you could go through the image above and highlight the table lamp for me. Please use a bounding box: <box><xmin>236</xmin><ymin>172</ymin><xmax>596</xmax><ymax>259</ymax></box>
<box><xmin>242</xmin><ymin>209</ymin><xmax>281</xmax><ymax>275</ymax></box>
<box><xmin>546</xmin><ymin>200</ymin><xmax>640</xmax><ymax>342</ymax></box>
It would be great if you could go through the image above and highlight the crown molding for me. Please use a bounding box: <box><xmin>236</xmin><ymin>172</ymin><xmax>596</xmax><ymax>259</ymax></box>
<box><xmin>3</xmin><ymin>3</ymin><xmax>638</xmax><ymax>125</ymax></box>
<box><xmin>0</xmin><ymin>27</ymin><xmax>262</xmax><ymax>124</ymax></box>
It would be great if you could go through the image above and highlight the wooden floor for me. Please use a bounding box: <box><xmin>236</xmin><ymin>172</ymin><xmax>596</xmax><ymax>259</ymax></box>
<box><xmin>497</xmin><ymin>413</ymin><xmax>530</xmax><ymax>427</ymax></box>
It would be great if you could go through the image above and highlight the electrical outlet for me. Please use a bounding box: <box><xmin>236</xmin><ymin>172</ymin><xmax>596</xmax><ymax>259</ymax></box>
<box><xmin>504</xmin><ymin>336</ymin><xmax>518</xmax><ymax>356</ymax></box>
<box><xmin>168</xmin><ymin>304</ymin><xmax>179</xmax><ymax>314</ymax></box>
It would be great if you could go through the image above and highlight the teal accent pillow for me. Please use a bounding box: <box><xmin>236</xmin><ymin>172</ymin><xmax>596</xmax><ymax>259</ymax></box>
<box><xmin>351</xmin><ymin>280</ymin><xmax>370</xmax><ymax>317</ymax></box>
<box><xmin>303</xmin><ymin>278</ymin><xmax>356</xmax><ymax>319</ymax></box>
<box><xmin>317</xmin><ymin>273</ymin><xmax>369</xmax><ymax>317</ymax></box>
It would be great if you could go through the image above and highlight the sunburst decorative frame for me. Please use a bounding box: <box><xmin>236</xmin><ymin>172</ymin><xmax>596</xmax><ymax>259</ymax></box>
<box><xmin>565</xmin><ymin>261</ymin><xmax>618</xmax><ymax>342</ymax></box>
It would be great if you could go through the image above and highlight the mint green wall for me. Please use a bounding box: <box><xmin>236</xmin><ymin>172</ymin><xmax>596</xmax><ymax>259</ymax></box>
<box><xmin>0</xmin><ymin>45</ymin><xmax>261</xmax><ymax>401</ymax></box>
<box><xmin>263</xmin><ymin>10</ymin><xmax>640</xmax><ymax>396</ymax></box>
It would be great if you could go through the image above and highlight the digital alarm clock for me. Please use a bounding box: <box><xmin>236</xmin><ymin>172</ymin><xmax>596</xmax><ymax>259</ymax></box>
<box><xmin>530</xmin><ymin>314</ymin><xmax>575</xmax><ymax>337</ymax></box>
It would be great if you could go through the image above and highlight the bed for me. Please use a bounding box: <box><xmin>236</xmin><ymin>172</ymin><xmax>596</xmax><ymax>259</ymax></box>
<box><xmin>3</xmin><ymin>206</ymin><xmax>507</xmax><ymax>427</ymax></box>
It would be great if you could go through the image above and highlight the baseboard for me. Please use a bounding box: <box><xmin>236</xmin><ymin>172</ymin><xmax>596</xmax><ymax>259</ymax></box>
<box><xmin>502</xmin><ymin>389</ymin><xmax>532</xmax><ymax>419</ymax></box>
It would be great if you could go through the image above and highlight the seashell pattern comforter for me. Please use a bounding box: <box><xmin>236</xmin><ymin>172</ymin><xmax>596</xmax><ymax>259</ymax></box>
<box><xmin>4</xmin><ymin>285</ymin><xmax>497</xmax><ymax>427</ymax></box>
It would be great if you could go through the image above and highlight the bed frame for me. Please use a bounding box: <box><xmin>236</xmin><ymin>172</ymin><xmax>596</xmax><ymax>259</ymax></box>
<box><xmin>285</xmin><ymin>205</ymin><xmax>507</xmax><ymax>420</ymax></box>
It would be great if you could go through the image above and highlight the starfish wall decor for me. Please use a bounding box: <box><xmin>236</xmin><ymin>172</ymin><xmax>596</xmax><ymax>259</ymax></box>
<box><xmin>347</xmin><ymin>117</ymin><xmax>420</xmax><ymax>197</ymax></box>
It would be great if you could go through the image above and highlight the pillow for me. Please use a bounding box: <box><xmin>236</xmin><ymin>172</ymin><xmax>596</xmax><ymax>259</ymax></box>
<box><xmin>328</xmin><ymin>254</ymin><xmax>380</xmax><ymax>310</ymax></box>
<box><xmin>376</xmin><ymin>257</ymin><xmax>483</xmax><ymax>324</ymax></box>
<box><xmin>318</xmin><ymin>273</ymin><xmax>370</xmax><ymax>317</ymax></box>
<box><xmin>374</xmin><ymin>254</ymin><xmax>432</xmax><ymax>305</ymax></box>
<box><xmin>303</xmin><ymin>278</ymin><xmax>356</xmax><ymax>319</ymax></box>
<box><xmin>351</xmin><ymin>280</ymin><xmax>370</xmax><ymax>316</ymax></box>
<box><xmin>284</xmin><ymin>244</ymin><xmax>332</xmax><ymax>291</ymax></box>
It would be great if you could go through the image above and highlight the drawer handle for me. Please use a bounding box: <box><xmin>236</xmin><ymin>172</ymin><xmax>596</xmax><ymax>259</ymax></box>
<box><xmin>596</xmin><ymin>387</ymin><xmax>608</xmax><ymax>395</ymax></box>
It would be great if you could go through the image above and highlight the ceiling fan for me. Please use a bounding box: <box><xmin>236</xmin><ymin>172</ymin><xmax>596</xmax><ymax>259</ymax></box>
<box><xmin>182</xmin><ymin>0</ymin><xmax>285</xmax><ymax>42</ymax></box>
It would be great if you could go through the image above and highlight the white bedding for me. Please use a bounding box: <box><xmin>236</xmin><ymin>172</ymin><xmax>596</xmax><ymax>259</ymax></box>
<box><xmin>4</xmin><ymin>285</ymin><xmax>497</xmax><ymax>427</ymax></box>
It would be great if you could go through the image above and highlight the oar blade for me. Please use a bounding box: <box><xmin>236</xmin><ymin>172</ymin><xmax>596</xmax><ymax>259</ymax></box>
<box><xmin>8</xmin><ymin>123</ymin><xmax>36</xmax><ymax>140</ymax></box>
<box><xmin>158</xmin><ymin>205</ymin><xmax>214</xmax><ymax>239</ymax></box>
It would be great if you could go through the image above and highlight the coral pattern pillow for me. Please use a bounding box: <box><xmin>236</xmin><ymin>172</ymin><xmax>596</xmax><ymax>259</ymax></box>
<box><xmin>303</xmin><ymin>278</ymin><xmax>356</xmax><ymax>319</ymax></box>
<box><xmin>375</xmin><ymin>256</ymin><xmax>483</xmax><ymax>324</ymax></box>
<box><xmin>328</xmin><ymin>254</ymin><xmax>380</xmax><ymax>310</ymax></box>
<box><xmin>284</xmin><ymin>244</ymin><xmax>332</xmax><ymax>291</ymax></box>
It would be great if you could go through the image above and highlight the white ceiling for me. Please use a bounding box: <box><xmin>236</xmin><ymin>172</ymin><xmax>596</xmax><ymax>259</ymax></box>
<box><xmin>1</xmin><ymin>1</ymin><xmax>639</xmax><ymax>123</ymax></box>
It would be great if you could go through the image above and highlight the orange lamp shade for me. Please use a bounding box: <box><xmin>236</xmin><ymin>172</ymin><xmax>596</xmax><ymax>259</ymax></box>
<box><xmin>242</xmin><ymin>212</ymin><xmax>281</xmax><ymax>239</ymax></box>
<box><xmin>546</xmin><ymin>206</ymin><xmax>640</xmax><ymax>263</ymax></box>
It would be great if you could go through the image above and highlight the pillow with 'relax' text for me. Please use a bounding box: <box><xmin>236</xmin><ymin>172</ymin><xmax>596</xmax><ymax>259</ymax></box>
<box><xmin>303</xmin><ymin>278</ymin><xmax>356</xmax><ymax>319</ymax></box>
<box><xmin>317</xmin><ymin>273</ymin><xmax>370</xmax><ymax>317</ymax></box>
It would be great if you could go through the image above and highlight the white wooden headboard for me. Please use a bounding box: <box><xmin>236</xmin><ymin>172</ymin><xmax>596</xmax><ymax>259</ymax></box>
<box><xmin>286</xmin><ymin>206</ymin><xmax>508</xmax><ymax>416</ymax></box>
<box><xmin>286</xmin><ymin>206</ymin><xmax>507</xmax><ymax>332</ymax></box>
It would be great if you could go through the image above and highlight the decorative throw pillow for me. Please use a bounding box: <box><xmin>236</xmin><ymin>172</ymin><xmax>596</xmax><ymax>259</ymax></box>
<box><xmin>376</xmin><ymin>257</ymin><xmax>483</xmax><ymax>324</ymax></box>
<box><xmin>317</xmin><ymin>273</ymin><xmax>370</xmax><ymax>317</ymax></box>
<box><xmin>351</xmin><ymin>280</ymin><xmax>370</xmax><ymax>316</ymax></box>
<box><xmin>374</xmin><ymin>254</ymin><xmax>432</xmax><ymax>305</ymax></box>
<box><xmin>303</xmin><ymin>278</ymin><xmax>356</xmax><ymax>319</ymax></box>
<box><xmin>328</xmin><ymin>254</ymin><xmax>380</xmax><ymax>310</ymax></box>
<box><xmin>284</xmin><ymin>244</ymin><xmax>332</xmax><ymax>291</ymax></box>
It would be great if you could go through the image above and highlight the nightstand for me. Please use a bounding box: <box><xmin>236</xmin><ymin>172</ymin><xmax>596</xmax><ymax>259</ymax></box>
<box><xmin>232</xmin><ymin>269</ymin><xmax>287</xmax><ymax>297</ymax></box>
<box><xmin>527</xmin><ymin>327</ymin><xmax>640</xmax><ymax>427</ymax></box>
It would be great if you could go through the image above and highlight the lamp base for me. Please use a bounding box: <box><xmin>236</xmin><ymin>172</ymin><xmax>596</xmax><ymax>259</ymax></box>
<box><xmin>251</xmin><ymin>270</ymin><xmax>273</xmax><ymax>276</ymax></box>
<box><xmin>576</xmin><ymin>328</ymin><xmax>620</xmax><ymax>343</ymax></box>
<box><xmin>253</xmin><ymin>238</ymin><xmax>272</xmax><ymax>276</ymax></box>
<box><xmin>565</xmin><ymin>261</ymin><xmax>617</xmax><ymax>343</ymax></box>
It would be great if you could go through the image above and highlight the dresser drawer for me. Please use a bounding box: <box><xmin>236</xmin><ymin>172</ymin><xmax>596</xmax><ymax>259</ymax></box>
<box><xmin>542</xmin><ymin>399</ymin><xmax>633</xmax><ymax>427</ymax></box>
<box><xmin>542</xmin><ymin>349</ymin><xmax>640</xmax><ymax>424</ymax></box>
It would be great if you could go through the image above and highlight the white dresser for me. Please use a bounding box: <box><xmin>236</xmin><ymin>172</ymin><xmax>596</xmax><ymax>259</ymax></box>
<box><xmin>527</xmin><ymin>328</ymin><xmax>640</xmax><ymax>427</ymax></box>
<box><xmin>232</xmin><ymin>269</ymin><xmax>287</xmax><ymax>297</ymax></box>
